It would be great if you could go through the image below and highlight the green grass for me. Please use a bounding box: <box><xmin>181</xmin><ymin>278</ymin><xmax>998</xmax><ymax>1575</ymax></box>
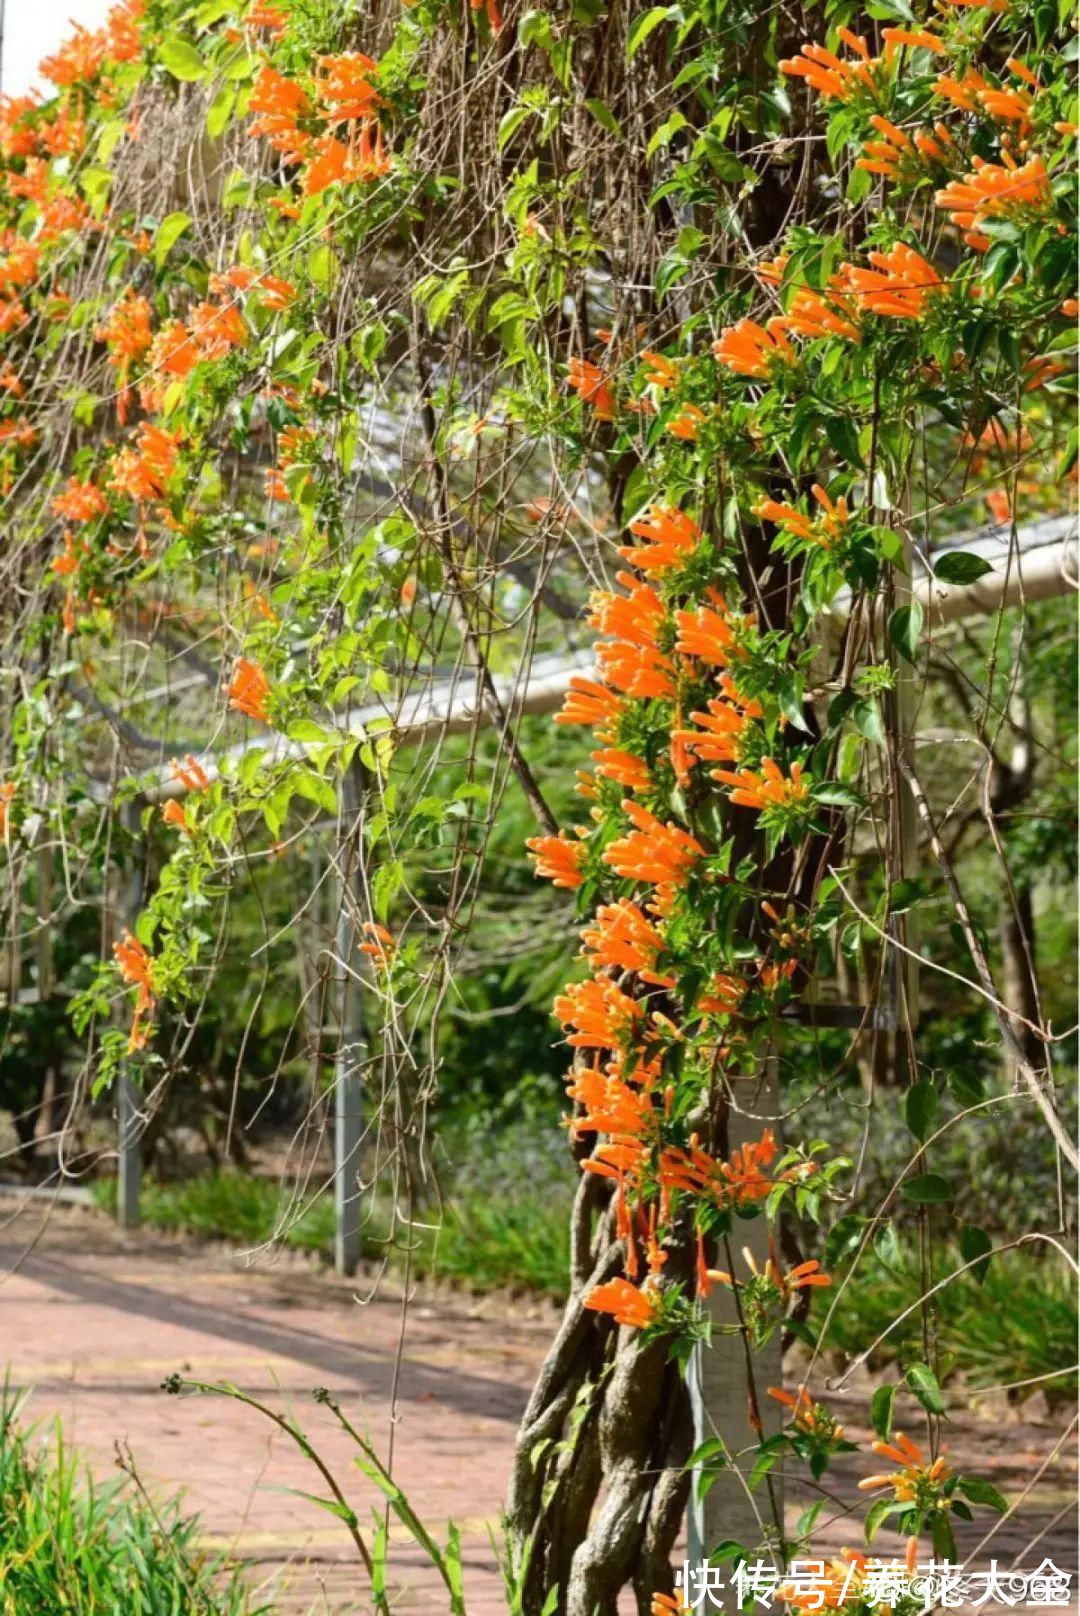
<box><xmin>92</xmin><ymin>1155</ymin><xmax>1076</xmax><ymax>1404</ymax></box>
<box><xmin>822</xmin><ymin>1243</ymin><xmax>1078</xmax><ymax>1404</ymax></box>
<box><xmin>0</xmin><ymin>1388</ymin><xmax>260</xmax><ymax>1614</ymax></box>
<box><xmin>92</xmin><ymin>1168</ymin><xmax>573</xmax><ymax>1298</ymax></box>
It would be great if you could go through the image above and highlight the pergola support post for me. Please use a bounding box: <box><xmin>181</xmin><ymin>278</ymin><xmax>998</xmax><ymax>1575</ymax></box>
<box><xmin>116</xmin><ymin>803</ymin><xmax>144</xmax><ymax>1230</ymax></box>
<box><xmin>117</xmin><ymin>1075</ymin><xmax>142</xmax><ymax>1230</ymax></box>
<box><xmin>333</xmin><ymin>766</ymin><xmax>365</xmax><ymax>1277</ymax></box>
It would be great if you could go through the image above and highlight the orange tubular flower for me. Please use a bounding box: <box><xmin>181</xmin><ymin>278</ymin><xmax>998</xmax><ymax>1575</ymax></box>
<box><xmin>713</xmin><ymin>318</ymin><xmax>793</xmax><ymax>378</ymax></box>
<box><xmin>660</xmin><ymin>1127</ymin><xmax>776</xmax><ymax>1210</ymax></box>
<box><xmin>40</xmin><ymin>25</ymin><xmax>108</xmax><ymax>87</ymax></box>
<box><xmin>882</xmin><ymin>26</ymin><xmax>945</xmax><ymax>55</ymax></box>
<box><xmin>584</xmin><ymin>1277</ymin><xmax>657</xmax><ymax>1330</ymax></box>
<box><xmin>933</xmin><ymin>68</ymin><xmax>992</xmax><ymax>113</ymax></box>
<box><xmin>255</xmin><ymin>274</ymin><xmax>297</xmax><ymax>311</ymax></box>
<box><xmin>672</xmin><ymin>677</ymin><xmax>763</xmax><ymax>770</ymax></box>
<box><xmin>595</xmin><ymin>641</ymin><xmax>677</xmax><ymax>701</ymax></box>
<box><xmin>939</xmin><ymin>0</ymin><xmax>1008</xmax><ymax>11</ymax></box>
<box><xmin>246</xmin><ymin>2</ymin><xmax>290</xmax><ymax>35</ymax></box>
<box><xmin>604</xmin><ymin>801</ymin><xmax>705</xmax><ymax>889</ymax></box>
<box><xmin>161</xmin><ymin>798</ymin><xmax>190</xmax><ymax>833</ymax></box>
<box><xmin>936</xmin><ymin>156</ymin><xmax>1052</xmax><ymax>245</ymax></box>
<box><xmin>105</xmin><ymin>0</ymin><xmax>144</xmax><ymax>61</ymax></box>
<box><xmin>169</xmin><ymin>755</ymin><xmax>211</xmax><ymax>792</ymax></box>
<box><xmin>52</xmin><ymin>478</ymin><xmax>108</xmax><ymax>523</ymax></box>
<box><xmin>697</xmin><ymin>972</ymin><xmax>748</xmax><ymax>1016</ymax></box>
<box><xmin>555</xmin><ymin>677</ymin><xmax>623</xmax><ymax>738</ymax></box>
<box><xmin>674</xmin><ymin>594</ymin><xmax>747</xmax><ymax>666</ymax></box>
<box><xmin>526</xmin><ymin>829</ymin><xmax>586</xmax><ymax>889</ymax></box>
<box><xmin>315</xmin><ymin>53</ymin><xmax>381</xmax><ymax>122</ymax></box>
<box><xmin>667</xmin><ymin>402</ymin><xmax>706</xmax><ymax>441</ymax></box>
<box><xmin>591</xmin><ymin>747</ymin><xmax>652</xmax><ymax>793</ymax></box>
<box><xmin>859</xmin><ymin>1432</ymin><xmax>952</xmax><ymax>1501</ymax></box>
<box><xmin>619</xmin><ymin>505</ymin><xmax>701</xmax><ymax>574</ymax></box>
<box><xmin>470</xmin><ymin>0</ymin><xmax>503</xmax><ymax>30</ymax></box>
<box><xmin>581</xmin><ymin>898</ymin><xmax>672</xmax><ymax>986</ymax></box>
<box><xmin>96</xmin><ymin>290</ymin><xmax>152</xmax><ymax>366</ymax></box>
<box><xmin>837</xmin><ymin>242</ymin><xmax>943</xmax><ymax>320</ymax></box>
<box><xmin>359</xmin><ymin>921</ymin><xmax>395</xmax><ymax>970</ymax></box>
<box><xmin>640</xmin><ymin>349</ymin><xmax>679</xmax><ymax>388</ymax></box>
<box><xmin>755</xmin><ymin>484</ymin><xmax>850</xmax><ymax>549</ymax></box>
<box><xmin>763</xmin><ymin>1383</ymin><xmax>840</xmax><ymax>1435</ymax></box>
<box><xmin>107</xmin><ymin>423</ymin><xmax>182</xmax><ymax>502</ymax></box>
<box><xmin>980</xmin><ymin>83</ymin><xmax>1034</xmax><ymax>125</ymax></box>
<box><xmin>188</xmin><ymin>300</ymin><xmax>249</xmax><ymax>360</ymax></box>
<box><xmin>113</xmin><ymin>930</ymin><xmax>156</xmax><ymax>1052</ymax></box>
<box><xmin>553</xmin><ymin>976</ymin><xmax>643</xmax><ymax>1050</ymax></box>
<box><xmin>590</xmin><ymin>574</ymin><xmax>678</xmax><ymax>699</ymax></box>
<box><xmin>714</xmin><ymin>758</ymin><xmax>809</xmax><ymax>812</ymax></box>
<box><xmin>228</xmin><ymin>657</ymin><xmax>271</xmax><ymax>723</ymax></box>
<box><xmin>568</xmin><ymin>357</ymin><xmax>615</xmax><ymax>421</ymax></box>
<box><xmin>779</xmin><ymin>40</ymin><xmax>872</xmax><ymax>101</ymax></box>
<box><xmin>566</xmin><ymin>1066</ymin><xmax>655</xmax><ymax>1138</ymax></box>
<box><xmin>778</xmin><ymin>1553</ymin><xmax>872</xmax><ymax>1613</ymax></box>
<box><xmin>777</xmin><ymin>286</ymin><xmax>861</xmax><ymax>343</ymax></box>
<box><xmin>755</xmin><ymin>252</ymin><xmax>790</xmax><ymax>287</ymax></box>
<box><xmin>248</xmin><ymin>65</ymin><xmax>312</xmax><ymax>163</ymax></box>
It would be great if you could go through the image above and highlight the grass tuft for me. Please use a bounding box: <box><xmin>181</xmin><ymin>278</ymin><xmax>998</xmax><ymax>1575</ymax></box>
<box><xmin>0</xmin><ymin>1386</ymin><xmax>260</xmax><ymax>1613</ymax></box>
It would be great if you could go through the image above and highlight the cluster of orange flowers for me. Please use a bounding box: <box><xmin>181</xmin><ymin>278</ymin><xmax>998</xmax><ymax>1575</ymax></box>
<box><xmin>38</xmin><ymin>0</ymin><xmax>143</xmax><ymax>88</ymax></box>
<box><xmin>715</xmin><ymin>241</ymin><xmax>944</xmax><ymax>378</ymax></box>
<box><xmin>113</xmin><ymin>931</ymin><xmax>155</xmax><ymax>1051</ymax></box>
<box><xmin>936</xmin><ymin>153</ymin><xmax>1052</xmax><ymax>250</ymax></box>
<box><xmin>754</xmin><ymin>485</ymin><xmax>850</xmax><ymax>551</ymax></box>
<box><xmin>228</xmin><ymin>658</ymin><xmax>272</xmax><ymax>724</ymax></box>
<box><xmin>779</xmin><ymin>26</ymin><xmax>945</xmax><ymax>104</ymax></box>
<box><xmin>248</xmin><ymin>52</ymin><xmax>392</xmax><ymax>199</ymax></box>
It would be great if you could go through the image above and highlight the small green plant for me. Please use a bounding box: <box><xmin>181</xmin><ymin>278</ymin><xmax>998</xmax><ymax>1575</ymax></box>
<box><xmin>0</xmin><ymin>1386</ymin><xmax>259</xmax><ymax>1614</ymax></box>
<box><xmin>824</xmin><ymin>1243</ymin><xmax>1078</xmax><ymax>1404</ymax></box>
<box><xmin>163</xmin><ymin>1376</ymin><xmax>467</xmax><ymax>1615</ymax></box>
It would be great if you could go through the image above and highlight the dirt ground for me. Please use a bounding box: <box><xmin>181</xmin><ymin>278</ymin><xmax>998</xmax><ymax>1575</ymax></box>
<box><xmin>0</xmin><ymin>1197</ymin><xmax>1076</xmax><ymax>1614</ymax></box>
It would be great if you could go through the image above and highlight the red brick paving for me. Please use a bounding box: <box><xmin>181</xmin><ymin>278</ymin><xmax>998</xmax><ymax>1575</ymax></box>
<box><xmin>0</xmin><ymin>1201</ymin><xmax>1075</xmax><ymax>1614</ymax></box>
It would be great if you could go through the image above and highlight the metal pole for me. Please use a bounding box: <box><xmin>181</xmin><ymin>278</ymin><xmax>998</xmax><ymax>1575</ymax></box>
<box><xmin>116</xmin><ymin>1073</ymin><xmax>142</xmax><ymax>1229</ymax></box>
<box><xmin>333</xmin><ymin>766</ymin><xmax>365</xmax><ymax>1276</ymax></box>
<box><xmin>116</xmin><ymin>804</ymin><xmax>143</xmax><ymax>1230</ymax></box>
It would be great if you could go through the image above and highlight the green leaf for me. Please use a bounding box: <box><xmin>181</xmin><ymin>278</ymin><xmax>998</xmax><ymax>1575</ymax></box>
<box><xmin>154</xmin><ymin>211</ymin><xmax>191</xmax><ymax>268</ymax></box>
<box><xmin>888</xmin><ymin>877</ymin><xmax>923</xmax><ymax>913</ymax></box>
<box><xmin>888</xmin><ymin>600</ymin><xmax>923</xmax><ymax>664</ymax></box>
<box><xmin>812</xmin><ymin>782</ymin><xmax>863</xmax><ymax>808</ymax></box>
<box><xmin>959</xmin><ymin>1225</ymin><xmax>993</xmax><ymax>1285</ymax></box>
<box><xmin>905</xmin><ymin>1081</ymin><xmax>938</xmax><ymax>1142</ymax></box>
<box><xmin>497</xmin><ymin>106</ymin><xmax>532</xmax><ymax>150</ymax></box>
<box><xmin>80</xmin><ymin>168</ymin><xmax>113</xmax><ymax>218</ymax></box>
<box><xmin>933</xmin><ymin>551</ymin><xmax>994</xmax><ymax>585</ymax></box>
<box><xmin>906</xmin><ymin>1361</ymin><xmax>946</xmax><ymax>1415</ymax></box>
<box><xmin>958</xmin><ymin>1475</ymin><xmax>1008</xmax><ymax>1512</ymax></box>
<box><xmin>870</xmin><ymin>1382</ymin><xmax>897</xmax><ymax>1441</ymax></box>
<box><xmin>306</xmin><ymin>244</ymin><xmax>335</xmax><ymax>288</ymax></box>
<box><xmin>584</xmin><ymin>99</ymin><xmax>622</xmax><ymax>137</ymax></box>
<box><xmin>159</xmin><ymin>36</ymin><xmax>207</xmax><ymax>80</ymax></box>
<box><xmin>852</xmin><ymin>697</ymin><xmax>885</xmax><ymax>747</ymax></box>
<box><xmin>825</xmin><ymin>414</ymin><xmax>864</xmax><ymax>469</ymax></box>
<box><xmin>864</xmin><ymin>1496</ymin><xmax>904</xmax><ymax>1543</ymax></box>
<box><xmin>206</xmin><ymin>85</ymin><xmax>237</xmax><ymax>139</ymax></box>
<box><xmin>902</xmin><ymin>1172</ymin><xmax>952</xmax><ymax>1204</ymax></box>
<box><xmin>931</xmin><ymin>1512</ymin><xmax>957</xmax><ymax>1560</ymax></box>
<box><xmin>628</xmin><ymin>6</ymin><xmax>670</xmax><ymax>57</ymax></box>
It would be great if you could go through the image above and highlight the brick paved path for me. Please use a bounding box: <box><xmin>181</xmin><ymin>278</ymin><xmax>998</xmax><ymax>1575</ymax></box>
<box><xmin>0</xmin><ymin>1201</ymin><xmax>1076</xmax><ymax>1614</ymax></box>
